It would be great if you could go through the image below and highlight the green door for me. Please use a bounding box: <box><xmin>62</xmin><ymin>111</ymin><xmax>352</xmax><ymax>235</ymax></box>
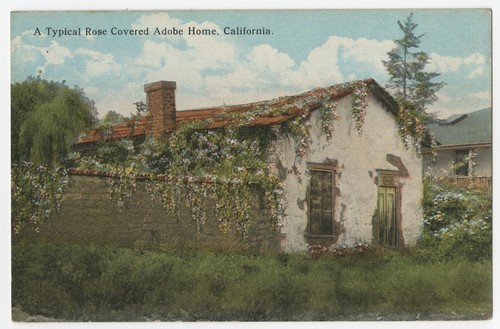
<box><xmin>376</xmin><ymin>186</ymin><xmax>397</xmax><ymax>246</ymax></box>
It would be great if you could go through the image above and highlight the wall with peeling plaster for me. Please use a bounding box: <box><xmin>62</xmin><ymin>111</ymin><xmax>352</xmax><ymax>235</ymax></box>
<box><xmin>271</xmin><ymin>94</ymin><xmax>423</xmax><ymax>252</ymax></box>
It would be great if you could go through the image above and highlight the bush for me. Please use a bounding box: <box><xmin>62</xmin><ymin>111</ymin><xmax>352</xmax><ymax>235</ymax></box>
<box><xmin>420</xmin><ymin>178</ymin><xmax>492</xmax><ymax>262</ymax></box>
<box><xmin>11</xmin><ymin>242</ymin><xmax>492</xmax><ymax>321</ymax></box>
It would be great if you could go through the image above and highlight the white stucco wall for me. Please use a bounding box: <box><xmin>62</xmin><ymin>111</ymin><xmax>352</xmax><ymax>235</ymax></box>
<box><xmin>271</xmin><ymin>94</ymin><xmax>423</xmax><ymax>252</ymax></box>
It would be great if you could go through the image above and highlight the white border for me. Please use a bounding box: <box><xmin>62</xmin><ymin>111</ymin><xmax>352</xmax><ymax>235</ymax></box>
<box><xmin>2</xmin><ymin>1</ymin><xmax>497</xmax><ymax>329</ymax></box>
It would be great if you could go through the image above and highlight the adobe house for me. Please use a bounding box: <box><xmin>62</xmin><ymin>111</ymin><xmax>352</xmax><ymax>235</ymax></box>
<box><xmin>69</xmin><ymin>79</ymin><xmax>425</xmax><ymax>252</ymax></box>
<box><xmin>422</xmin><ymin>108</ymin><xmax>492</xmax><ymax>188</ymax></box>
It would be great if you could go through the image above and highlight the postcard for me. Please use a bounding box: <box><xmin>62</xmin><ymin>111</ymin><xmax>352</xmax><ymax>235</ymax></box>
<box><xmin>9</xmin><ymin>8</ymin><xmax>493</xmax><ymax>324</ymax></box>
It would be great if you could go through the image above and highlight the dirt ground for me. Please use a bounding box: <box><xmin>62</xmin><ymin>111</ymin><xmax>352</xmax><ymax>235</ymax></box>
<box><xmin>11</xmin><ymin>306</ymin><xmax>63</xmax><ymax>322</ymax></box>
<box><xmin>11</xmin><ymin>305</ymin><xmax>491</xmax><ymax>322</ymax></box>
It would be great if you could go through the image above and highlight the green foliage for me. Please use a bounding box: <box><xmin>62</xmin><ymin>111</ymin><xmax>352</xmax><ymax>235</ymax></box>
<box><xmin>12</xmin><ymin>77</ymin><xmax>97</xmax><ymax>166</ymax></box>
<box><xmin>12</xmin><ymin>243</ymin><xmax>492</xmax><ymax>321</ymax></box>
<box><xmin>11</xmin><ymin>77</ymin><xmax>66</xmax><ymax>163</ymax></box>
<box><xmin>280</xmin><ymin>114</ymin><xmax>312</xmax><ymax>159</ymax></box>
<box><xmin>420</xmin><ymin>177</ymin><xmax>492</xmax><ymax>261</ymax></box>
<box><xmin>11</xmin><ymin>162</ymin><xmax>69</xmax><ymax>236</ymax></box>
<box><xmin>150</xmin><ymin>124</ymin><xmax>283</xmax><ymax>234</ymax></box>
<box><xmin>76</xmin><ymin>120</ymin><xmax>284</xmax><ymax>233</ymax></box>
<box><xmin>383</xmin><ymin>13</ymin><xmax>445</xmax><ymax>114</ymax></box>
<box><xmin>396</xmin><ymin>99</ymin><xmax>430</xmax><ymax>153</ymax></box>
<box><xmin>98</xmin><ymin>110</ymin><xmax>126</xmax><ymax>127</ymax></box>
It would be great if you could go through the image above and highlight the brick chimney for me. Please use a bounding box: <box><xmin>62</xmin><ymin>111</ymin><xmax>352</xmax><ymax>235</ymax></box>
<box><xmin>144</xmin><ymin>81</ymin><xmax>176</xmax><ymax>138</ymax></box>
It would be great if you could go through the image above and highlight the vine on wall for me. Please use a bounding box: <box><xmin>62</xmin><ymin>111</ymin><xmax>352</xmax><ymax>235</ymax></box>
<box><xmin>11</xmin><ymin>162</ymin><xmax>69</xmax><ymax>235</ymax></box>
<box><xmin>77</xmin><ymin>119</ymin><xmax>284</xmax><ymax>235</ymax></box>
<box><xmin>74</xmin><ymin>79</ymin><xmax>427</xmax><ymax>235</ymax></box>
<box><xmin>396</xmin><ymin>100</ymin><xmax>431</xmax><ymax>155</ymax></box>
<box><xmin>351</xmin><ymin>83</ymin><xmax>369</xmax><ymax>134</ymax></box>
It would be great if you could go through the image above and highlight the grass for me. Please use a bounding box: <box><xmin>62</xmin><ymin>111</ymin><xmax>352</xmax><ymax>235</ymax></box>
<box><xmin>11</xmin><ymin>242</ymin><xmax>492</xmax><ymax>321</ymax></box>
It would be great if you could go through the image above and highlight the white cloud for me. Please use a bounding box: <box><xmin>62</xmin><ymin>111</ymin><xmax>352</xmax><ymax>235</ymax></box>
<box><xmin>75</xmin><ymin>48</ymin><xmax>119</xmax><ymax>77</ymax></box>
<box><xmin>40</xmin><ymin>41</ymin><xmax>73</xmax><ymax>65</ymax></box>
<box><xmin>25</xmin><ymin>12</ymin><xmax>484</xmax><ymax>120</ymax></box>
<box><xmin>467</xmin><ymin>66</ymin><xmax>484</xmax><ymax>79</ymax></box>
<box><xmin>297</xmin><ymin>37</ymin><xmax>343</xmax><ymax>85</ymax></box>
<box><xmin>283</xmin><ymin>36</ymin><xmax>394</xmax><ymax>90</ymax></box>
<box><xmin>463</xmin><ymin>53</ymin><xmax>485</xmax><ymax>66</ymax></box>
<box><xmin>427</xmin><ymin>53</ymin><xmax>463</xmax><ymax>72</ymax></box>
<box><xmin>428</xmin><ymin>52</ymin><xmax>487</xmax><ymax>79</ymax></box>
<box><xmin>11</xmin><ymin>32</ymin><xmax>72</xmax><ymax>83</ymax></box>
<box><xmin>131</xmin><ymin>12</ymin><xmax>184</xmax><ymax>31</ymax></box>
<box><xmin>135</xmin><ymin>40</ymin><xmax>169</xmax><ymax>68</ymax></box>
<box><xmin>11</xmin><ymin>36</ymin><xmax>40</xmax><ymax>64</ymax></box>
<box><xmin>427</xmin><ymin>88</ymin><xmax>491</xmax><ymax>119</ymax></box>
<box><xmin>434</xmin><ymin>90</ymin><xmax>454</xmax><ymax>102</ymax></box>
<box><xmin>12</xmin><ymin>37</ymin><xmax>73</xmax><ymax>66</ymax></box>
<box><xmin>22</xmin><ymin>29</ymin><xmax>45</xmax><ymax>38</ymax></box>
<box><xmin>86</xmin><ymin>82</ymin><xmax>143</xmax><ymax>117</ymax></box>
<box><xmin>127</xmin><ymin>23</ymin><xmax>399</xmax><ymax>110</ymax></box>
<box><xmin>249</xmin><ymin>44</ymin><xmax>295</xmax><ymax>72</ymax></box>
<box><xmin>469</xmin><ymin>90</ymin><xmax>490</xmax><ymax>100</ymax></box>
<box><xmin>337</xmin><ymin>37</ymin><xmax>394</xmax><ymax>73</ymax></box>
<box><xmin>132</xmin><ymin>13</ymin><xmax>238</xmax><ymax>70</ymax></box>
<box><xmin>84</xmin><ymin>12</ymin><xmax>399</xmax><ymax>113</ymax></box>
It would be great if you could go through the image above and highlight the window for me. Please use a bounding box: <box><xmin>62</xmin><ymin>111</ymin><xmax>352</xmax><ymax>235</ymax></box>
<box><xmin>455</xmin><ymin>149</ymin><xmax>469</xmax><ymax>176</ymax></box>
<box><xmin>307</xmin><ymin>162</ymin><xmax>337</xmax><ymax>237</ymax></box>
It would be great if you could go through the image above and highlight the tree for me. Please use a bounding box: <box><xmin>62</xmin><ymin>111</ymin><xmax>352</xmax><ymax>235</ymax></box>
<box><xmin>12</xmin><ymin>77</ymin><xmax>97</xmax><ymax>166</ymax></box>
<box><xmin>99</xmin><ymin>110</ymin><xmax>125</xmax><ymax>127</ymax></box>
<box><xmin>383</xmin><ymin>13</ymin><xmax>445</xmax><ymax>116</ymax></box>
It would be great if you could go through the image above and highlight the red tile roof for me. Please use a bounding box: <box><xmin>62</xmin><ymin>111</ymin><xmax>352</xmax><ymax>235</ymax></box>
<box><xmin>77</xmin><ymin>78</ymin><xmax>397</xmax><ymax>145</ymax></box>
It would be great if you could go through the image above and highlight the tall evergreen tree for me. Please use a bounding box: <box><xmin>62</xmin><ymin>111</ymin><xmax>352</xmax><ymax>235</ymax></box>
<box><xmin>383</xmin><ymin>13</ymin><xmax>445</xmax><ymax>116</ymax></box>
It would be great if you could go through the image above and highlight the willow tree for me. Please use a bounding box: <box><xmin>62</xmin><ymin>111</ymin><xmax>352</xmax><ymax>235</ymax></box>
<box><xmin>12</xmin><ymin>77</ymin><xmax>97</xmax><ymax>166</ymax></box>
<box><xmin>383</xmin><ymin>13</ymin><xmax>445</xmax><ymax>116</ymax></box>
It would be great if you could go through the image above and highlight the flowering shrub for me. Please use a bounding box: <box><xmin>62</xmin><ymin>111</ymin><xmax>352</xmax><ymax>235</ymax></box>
<box><xmin>307</xmin><ymin>243</ymin><xmax>368</xmax><ymax>259</ymax></box>
<box><xmin>11</xmin><ymin>162</ymin><xmax>69</xmax><ymax>235</ymax></box>
<box><xmin>353</xmin><ymin>242</ymin><xmax>369</xmax><ymax>253</ymax></box>
<box><xmin>421</xmin><ymin>177</ymin><xmax>492</xmax><ymax>261</ymax></box>
<box><xmin>307</xmin><ymin>245</ymin><xmax>329</xmax><ymax>259</ymax></box>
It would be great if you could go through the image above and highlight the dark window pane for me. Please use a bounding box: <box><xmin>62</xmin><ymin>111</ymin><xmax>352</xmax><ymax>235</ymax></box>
<box><xmin>455</xmin><ymin>150</ymin><xmax>469</xmax><ymax>176</ymax></box>
<box><xmin>309</xmin><ymin>170</ymin><xmax>334</xmax><ymax>236</ymax></box>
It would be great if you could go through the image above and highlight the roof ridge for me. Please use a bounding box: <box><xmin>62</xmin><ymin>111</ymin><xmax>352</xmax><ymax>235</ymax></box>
<box><xmin>77</xmin><ymin>78</ymin><xmax>387</xmax><ymax>145</ymax></box>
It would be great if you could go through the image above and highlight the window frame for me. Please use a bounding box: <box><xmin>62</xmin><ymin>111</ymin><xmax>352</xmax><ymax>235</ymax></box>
<box><xmin>306</xmin><ymin>161</ymin><xmax>338</xmax><ymax>238</ymax></box>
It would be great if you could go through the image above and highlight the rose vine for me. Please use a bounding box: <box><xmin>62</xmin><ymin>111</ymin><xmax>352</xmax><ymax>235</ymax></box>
<box><xmin>73</xmin><ymin>79</ymin><xmax>427</xmax><ymax>236</ymax></box>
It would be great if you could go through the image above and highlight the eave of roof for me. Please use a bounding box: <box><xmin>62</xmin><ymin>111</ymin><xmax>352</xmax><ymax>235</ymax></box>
<box><xmin>77</xmin><ymin>78</ymin><xmax>398</xmax><ymax>145</ymax></box>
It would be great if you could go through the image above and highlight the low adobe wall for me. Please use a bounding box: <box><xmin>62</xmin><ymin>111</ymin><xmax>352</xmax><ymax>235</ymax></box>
<box><xmin>23</xmin><ymin>172</ymin><xmax>284</xmax><ymax>252</ymax></box>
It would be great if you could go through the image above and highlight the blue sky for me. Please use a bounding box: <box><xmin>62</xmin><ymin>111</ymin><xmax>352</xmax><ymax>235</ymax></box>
<box><xmin>10</xmin><ymin>9</ymin><xmax>492</xmax><ymax>119</ymax></box>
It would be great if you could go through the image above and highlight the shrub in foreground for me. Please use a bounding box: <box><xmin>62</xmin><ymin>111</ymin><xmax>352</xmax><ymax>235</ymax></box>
<box><xmin>421</xmin><ymin>178</ymin><xmax>492</xmax><ymax>262</ymax></box>
<box><xmin>11</xmin><ymin>243</ymin><xmax>492</xmax><ymax>321</ymax></box>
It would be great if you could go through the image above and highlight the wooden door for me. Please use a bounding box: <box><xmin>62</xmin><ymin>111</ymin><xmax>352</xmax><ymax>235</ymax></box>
<box><xmin>376</xmin><ymin>186</ymin><xmax>397</xmax><ymax>246</ymax></box>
